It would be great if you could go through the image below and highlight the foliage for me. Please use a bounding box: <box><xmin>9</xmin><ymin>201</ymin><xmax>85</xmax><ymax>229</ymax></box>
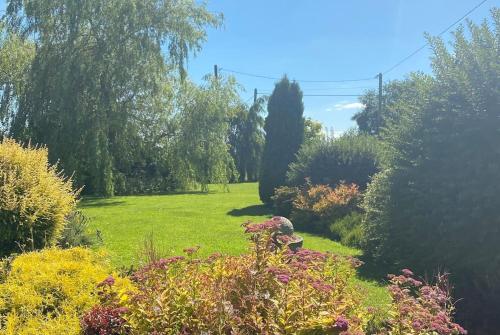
<box><xmin>0</xmin><ymin>138</ymin><xmax>78</xmax><ymax>256</ymax></box>
<box><xmin>0</xmin><ymin>24</ymin><xmax>34</xmax><ymax>136</ymax></box>
<box><xmin>352</xmin><ymin>72</ymin><xmax>434</xmax><ymax>136</ymax></box>
<box><xmin>386</xmin><ymin>270</ymin><xmax>466</xmax><ymax>335</ymax></box>
<box><xmin>5</xmin><ymin>0</ymin><xmax>221</xmax><ymax>196</ymax></box>
<box><xmin>287</xmin><ymin>131</ymin><xmax>381</xmax><ymax>189</ymax></box>
<box><xmin>0</xmin><ymin>248</ymin><xmax>132</xmax><ymax>335</ymax></box>
<box><xmin>362</xmin><ymin>9</ymin><xmax>500</xmax><ymax>333</ymax></box>
<box><xmin>291</xmin><ymin>182</ymin><xmax>361</xmax><ymax>235</ymax></box>
<box><xmin>229</xmin><ymin>97</ymin><xmax>265</xmax><ymax>182</ymax></box>
<box><xmin>271</xmin><ymin>185</ymin><xmax>300</xmax><ymax>217</ymax></box>
<box><xmin>57</xmin><ymin>211</ymin><xmax>95</xmax><ymax>249</ymax></box>
<box><xmin>259</xmin><ymin>76</ymin><xmax>304</xmax><ymax>203</ymax></box>
<box><xmin>329</xmin><ymin>212</ymin><xmax>364</xmax><ymax>249</ymax></box>
<box><xmin>172</xmin><ymin>76</ymin><xmax>241</xmax><ymax>192</ymax></box>
<box><xmin>90</xmin><ymin>219</ymin><xmax>372</xmax><ymax>334</ymax></box>
<box><xmin>81</xmin><ymin>305</ymin><xmax>129</xmax><ymax>335</ymax></box>
<box><xmin>304</xmin><ymin>117</ymin><xmax>324</xmax><ymax>143</ymax></box>
<box><xmin>81</xmin><ymin>220</ymin><xmax>464</xmax><ymax>334</ymax></box>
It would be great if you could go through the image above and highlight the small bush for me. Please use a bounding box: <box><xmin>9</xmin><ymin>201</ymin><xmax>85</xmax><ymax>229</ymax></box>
<box><xmin>330</xmin><ymin>212</ymin><xmax>364</xmax><ymax>248</ymax></box>
<box><xmin>291</xmin><ymin>182</ymin><xmax>361</xmax><ymax>234</ymax></box>
<box><xmin>270</xmin><ymin>185</ymin><xmax>300</xmax><ymax>217</ymax></box>
<box><xmin>0</xmin><ymin>248</ymin><xmax>131</xmax><ymax>335</ymax></box>
<box><xmin>57</xmin><ymin>211</ymin><xmax>95</xmax><ymax>248</ymax></box>
<box><xmin>386</xmin><ymin>270</ymin><xmax>466</xmax><ymax>335</ymax></box>
<box><xmin>0</xmin><ymin>138</ymin><xmax>79</xmax><ymax>256</ymax></box>
<box><xmin>287</xmin><ymin>131</ymin><xmax>380</xmax><ymax>189</ymax></box>
<box><xmin>81</xmin><ymin>305</ymin><xmax>129</xmax><ymax>335</ymax></box>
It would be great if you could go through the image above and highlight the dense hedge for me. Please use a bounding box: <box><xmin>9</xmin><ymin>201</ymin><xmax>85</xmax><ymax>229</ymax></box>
<box><xmin>287</xmin><ymin>131</ymin><xmax>380</xmax><ymax>189</ymax></box>
<box><xmin>362</xmin><ymin>11</ymin><xmax>500</xmax><ymax>333</ymax></box>
<box><xmin>0</xmin><ymin>139</ymin><xmax>78</xmax><ymax>256</ymax></box>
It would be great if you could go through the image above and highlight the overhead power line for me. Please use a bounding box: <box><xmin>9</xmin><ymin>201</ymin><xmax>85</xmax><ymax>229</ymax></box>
<box><xmin>383</xmin><ymin>0</ymin><xmax>489</xmax><ymax>74</ymax></box>
<box><xmin>220</xmin><ymin>68</ymin><xmax>375</xmax><ymax>83</ymax></box>
<box><xmin>257</xmin><ymin>92</ymin><xmax>362</xmax><ymax>97</ymax></box>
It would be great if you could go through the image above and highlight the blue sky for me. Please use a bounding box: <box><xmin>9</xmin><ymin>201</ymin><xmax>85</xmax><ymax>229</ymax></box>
<box><xmin>186</xmin><ymin>0</ymin><xmax>498</xmax><ymax>133</ymax></box>
<box><xmin>1</xmin><ymin>0</ymin><xmax>497</xmax><ymax>133</ymax></box>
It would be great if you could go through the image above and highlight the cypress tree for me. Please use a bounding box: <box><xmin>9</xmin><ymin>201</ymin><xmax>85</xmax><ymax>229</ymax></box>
<box><xmin>259</xmin><ymin>76</ymin><xmax>304</xmax><ymax>204</ymax></box>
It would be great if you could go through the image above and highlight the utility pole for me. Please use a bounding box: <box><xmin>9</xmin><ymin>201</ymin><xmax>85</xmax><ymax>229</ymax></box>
<box><xmin>214</xmin><ymin>64</ymin><xmax>218</xmax><ymax>79</ymax></box>
<box><xmin>254</xmin><ymin>88</ymin><xmax>257</xmax><ymax>104</ymax></box>
<box><xmin>378</xmin><ymin>72</ymin><xmax>383</xmax><ymax>130</ymax></box>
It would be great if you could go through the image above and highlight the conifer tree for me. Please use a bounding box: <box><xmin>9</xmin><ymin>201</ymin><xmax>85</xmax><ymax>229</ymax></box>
<box><xmin>259</xmin><ymin>76</ymin><xmax>304</xmax><ymax>204</ymax></box>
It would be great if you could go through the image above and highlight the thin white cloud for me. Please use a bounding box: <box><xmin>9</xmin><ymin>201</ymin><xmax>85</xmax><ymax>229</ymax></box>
<box><xmin>332</xmin><ymin>102</ymin><xmax>365</xmax><ymax>111</ymax></box>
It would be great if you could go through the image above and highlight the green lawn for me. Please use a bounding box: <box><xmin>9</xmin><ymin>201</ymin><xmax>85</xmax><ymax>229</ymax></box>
<box><xmin>80</xmin><ymin>182</ymin><xmax>389</xmax><ymax>307</ymax></box>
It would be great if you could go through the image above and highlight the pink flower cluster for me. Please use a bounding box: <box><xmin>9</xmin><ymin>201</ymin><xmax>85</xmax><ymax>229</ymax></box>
<box><xmin>243</xmin><ymin>217</ymin><xmax>281</xmax><ymax>233</ymax></box>
<box><xmin>388</xmin><ymin>270</ymin><xmax>467</xmax><ymax>335</ymax></box>
<box><xmin>81</xmin><ymin>305</ymin><xmax>129</xmax><ymax>335</ymax></box>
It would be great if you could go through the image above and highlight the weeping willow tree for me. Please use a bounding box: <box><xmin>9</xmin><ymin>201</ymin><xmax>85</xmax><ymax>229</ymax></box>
<box><xmin>4</xmin><ymin>0</ymin><xmax>221</xmax><ymax>196</ymax></box>
<box><xmin>0</xmin><ymin>23</ymin><xmax>34</xmax><ymax>137</ymax></box>
<box><xmin>173</xmin><ymin>75</ymin><xmax>242</xmax><ymax>192</ymax></box>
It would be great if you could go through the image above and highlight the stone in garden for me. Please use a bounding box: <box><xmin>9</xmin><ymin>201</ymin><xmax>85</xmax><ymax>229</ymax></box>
<box><xmin>272</xmin><ymin>216</ymin><xmax>303</xmax><ymax>251</ymax></box>
<box><xmin>273</xmin><ymin>216</ymin><xmax>294</xmax><ymax>236</ymax></box>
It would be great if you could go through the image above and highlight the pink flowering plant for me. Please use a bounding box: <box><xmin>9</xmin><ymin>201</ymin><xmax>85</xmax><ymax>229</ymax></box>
<box><xmin>85</xmin><ymin>218</ymin><xmax>369</xmax><ymax>334</ymax></box>
<box><xmin>80</xmin><ymin>219</ymin><xmax>466</xmax><ymax>335</ymax></box>
<box><xmin>385</xmin><ymin>269</ymin><xmax>467</xmax><ymax>335</ymax></box>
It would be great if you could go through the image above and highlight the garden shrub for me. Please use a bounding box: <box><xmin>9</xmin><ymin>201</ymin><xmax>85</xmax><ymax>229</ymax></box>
<box><xmin>291</xmin><ymin>182</ymin><xmax>361</xmax><ymax>235</ymax></box>
<box><xmin>57</xmin><ymin>211</ymin><xmax>95</xmax><ymax>248</ymax></box>
<box><xmin>82</xmin><ymin>219</ymin><xmax>465</xmax><ymax>334</ymax></box>
<box><xmin>330</xmin><ymin>212</ymin><xmax>364</xmax><ymax>248</ymax></box>
<box><xmin>386</xmin><ymin>270</ymin><xmax>466</xmax><ymax>335</ymax></box>
<box><xmin>287</xmin><ymin>131</ymin><xmax>380</xmax><ymax>189</ymax></box>
<box><xmin>0</xmin><ymin>138</ymin><xmax>79</xmax><ymax>256</ymax></box>
<box><xmin>270</xmin><ymin>185</ymin><xmax>300</xmax><ymax>217</ymax></box>
<box><xmin>89</xmin><ymin>218</ymin><xmax>371</xmax><ymax>334</ymax></box>
<box><xmin>0</xmin><ymin>247</ymin><xmax>132</xmax><ymax>335</ymax></box>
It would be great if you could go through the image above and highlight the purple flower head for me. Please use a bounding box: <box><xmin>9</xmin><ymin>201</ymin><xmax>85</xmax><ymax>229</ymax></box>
<box><xmin>401</xmin><ymin>268</ymin><xmax>414</xmax><ymax>277</ymax></box>
<box><xmin>244</xmin><ymin>218</ymin><xmax>281</xmax><ymax>234</ymax></box>
<box><xmin>98</xmin><ymin>275</ymin><xmax>115</xmax><ymax>287</ymax></box>
<box><xmin>276</xmin><ymin>274</ymin><xmax>291</xmax><ymax>284</ymax></box>
<box><xmin>334</xmin><ymin>316</ymin><xmax>349</xmax><ymax>331</ymax></box>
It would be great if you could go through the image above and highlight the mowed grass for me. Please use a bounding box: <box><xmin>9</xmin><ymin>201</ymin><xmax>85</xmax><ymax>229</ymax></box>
<box><xmin>80</xmin><ymin>182</ymin><xmax>389</xmax><ymax>307</ymax></box>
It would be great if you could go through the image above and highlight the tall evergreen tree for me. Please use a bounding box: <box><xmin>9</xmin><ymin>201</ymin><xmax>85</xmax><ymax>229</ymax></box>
<box><xmin>259</xmin><ymin>76</ymin><xmax>304</xmax><ymax>204</ymax></box>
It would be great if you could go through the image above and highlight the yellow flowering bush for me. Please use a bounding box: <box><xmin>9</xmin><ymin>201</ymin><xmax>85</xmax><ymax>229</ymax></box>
<box><xmin>0</xmin><ymin>138</ymin><xmax>79</xmax><ymax>255</ymax></box>
<box><xmin>0</xmin><ymin>247</ymin><xmax>132</xmax><ymax>335</ymax></box>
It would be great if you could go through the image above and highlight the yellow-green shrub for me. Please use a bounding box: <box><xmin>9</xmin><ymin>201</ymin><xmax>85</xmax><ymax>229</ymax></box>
<box><xmin>0</xmin><ymin>138</ymin><xmax>78</xmax><ymax>255</ymax></box>
<box><xmin>0</xmin><ymin>247</ymin><xmax>132</xmax><ymax>335</ymax></box>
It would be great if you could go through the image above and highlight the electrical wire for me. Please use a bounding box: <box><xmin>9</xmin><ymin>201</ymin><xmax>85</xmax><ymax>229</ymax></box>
<box><xmin>383</xmin><ymin>0</ymin><xmax>489</xmax><ymax>74</ymax></box>
<box><xmin>220</xmin><ymin>0</ymin><xmax>490</xmax><ymax>83</ymax></box>
<box><xmin>220</xmin><ymin>68</ymin><xmax>375</xmax><ymax>83</ymax></box>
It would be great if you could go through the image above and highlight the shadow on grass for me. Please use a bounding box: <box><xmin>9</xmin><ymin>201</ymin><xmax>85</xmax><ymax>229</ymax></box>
<box><xmin>356</xmin><ymin>254</ymin><xmax>392</xmax><ymax>285</ymax></box>
<box><xmin>227</xmin><ymin>204</ymin><xmax>273</xmax><ymax>217</ymax></box>
<box><xmin>79</xmin><ymin>200</ymin><xmax>126</xmax><ymax>208</ymax></box>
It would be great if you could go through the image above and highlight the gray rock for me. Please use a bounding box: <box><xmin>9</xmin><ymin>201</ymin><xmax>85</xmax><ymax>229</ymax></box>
<box><xmin>273</xmin><ymin>216</ymin><xmax>294</xmax><ymax>236</ymax></box>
